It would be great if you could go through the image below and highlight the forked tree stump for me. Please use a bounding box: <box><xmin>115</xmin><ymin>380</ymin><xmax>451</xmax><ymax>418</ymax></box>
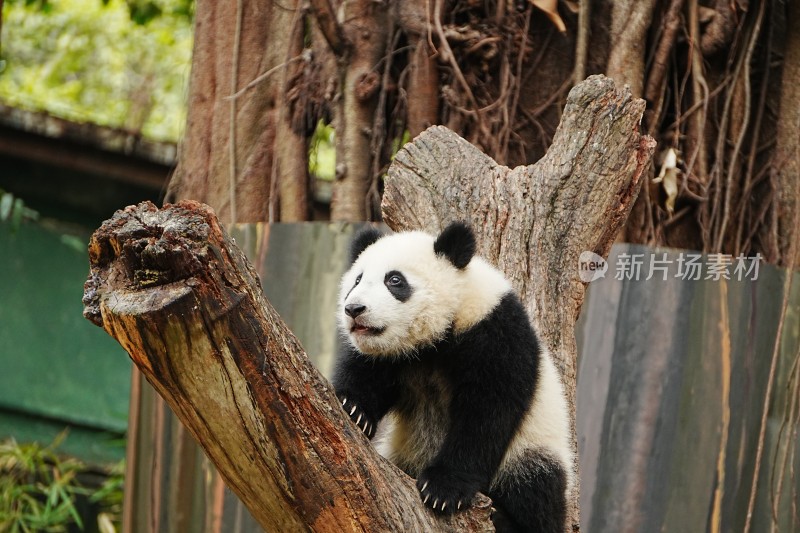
<box><xmin>383</xmin><ymin>75</ymin><xmax>655</xmax><ymax>529</ymax></box>
<box><xmin>83</xmin><ymin>75</ymin><xmax>654</xmax><ymax>532</ymax></box>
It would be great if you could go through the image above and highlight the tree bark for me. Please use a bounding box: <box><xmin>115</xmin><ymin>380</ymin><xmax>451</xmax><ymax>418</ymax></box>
<box><xmin>83</xmin><ymin>75</ymin><xmax>653</xmax><ymax>532</ymax></box>
<box><xmin>325</xmin><ymin>0</ymin><xmax>390</xmax><ymax>221</ymax></box>
<box><xmin>605</xmin><ymin>0</ymin><xmax>657</xmax><ymax>98</ymax></box>
<box><xmin>398</xmin><ymin>0</ymin><xmax>440</xmax><ymax>138</ymax></box>
<box><xmin>165</xmin><ymin>0</ymin><xmax>306</xmax><ymax>224</ymax></box>
<box><xmin>775</xmin><ymin>0</ymin><xmax>800</xmax><ymax>268</ymax></box>
<box><xmin>383</xmin><ymin>74</ymin><xmax>655</xmax><ymax>531</ymax></box>
<box><xmin>275</xmin><ymin>9</ymin><xmax>311</xmax><ymax>222</ymax></box>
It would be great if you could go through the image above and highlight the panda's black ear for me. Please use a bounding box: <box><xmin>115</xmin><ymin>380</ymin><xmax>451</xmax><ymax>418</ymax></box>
<box><xmin>434</xmin><ymin>222</ymin><xmax>475</xmax><ymax>269</ymax></box>
<box><xmin>349</xmin><ymin>226</ymin><xmax>382</xmax><ymax>264</ymax></box>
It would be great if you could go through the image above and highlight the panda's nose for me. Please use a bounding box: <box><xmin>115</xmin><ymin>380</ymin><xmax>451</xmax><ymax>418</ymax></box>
<box><xmin>345</xmin><ymin>304</ymin><xmax>366</xmax><ymax>318</ymax></box>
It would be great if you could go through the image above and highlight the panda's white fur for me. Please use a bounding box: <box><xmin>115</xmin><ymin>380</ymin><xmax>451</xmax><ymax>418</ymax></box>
<box><xmin>501</xmin><ymin>352</ymin><xmax>573</xmax><ymax>487</ymax></box>
<box><xmin>334</xmin><ymin>223</ymin><xmax>573</xmax><ymax>532</ymax></box>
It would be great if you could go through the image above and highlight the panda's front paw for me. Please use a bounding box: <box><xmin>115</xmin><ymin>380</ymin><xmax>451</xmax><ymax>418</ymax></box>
<box><xmin>416</xmin><ymin>466</ymin><xmax>481</xmax><ymax>515</ymax></box>
<box><xmin>337</xmin><ymin>394</ymin><xmax>376</xmax><ymax>439</ymax></box>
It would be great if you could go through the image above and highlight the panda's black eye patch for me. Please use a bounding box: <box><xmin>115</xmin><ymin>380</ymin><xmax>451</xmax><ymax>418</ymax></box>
<box><xmin>384</xmin><ymin>271</ymin><xmax>412</xmax><ymax>302</ymax></box>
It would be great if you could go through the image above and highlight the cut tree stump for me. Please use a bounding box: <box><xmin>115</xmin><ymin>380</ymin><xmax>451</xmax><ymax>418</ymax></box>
<box><xmin>83</xmin><ymin>75</ymin><xmax>654</xmax><ymax>532</ymax></box>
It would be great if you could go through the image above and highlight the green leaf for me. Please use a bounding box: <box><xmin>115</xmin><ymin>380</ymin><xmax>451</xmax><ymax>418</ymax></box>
<box><xmin>66</xmin><ymin>499</ymin><xmax>83</xmax><ymax>529</ymax></box>
<box><xmin>0</xmin><ymin>192</ymin><xmax>13</xmax><ymax>221</ymax></box>
<box><xmin>10</xmin><ymin>198</ymin><xmax>24</xmax><ymax>230</ymax></box>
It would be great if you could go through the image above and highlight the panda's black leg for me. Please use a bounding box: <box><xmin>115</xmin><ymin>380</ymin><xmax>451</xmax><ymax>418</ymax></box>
<box><xmin>488</xmin><ymin>506</ymin><xmax>523</xmax><ymax>533</ymax></box>
<box><xmin>488</xmin><ymin>450</ymin><xmax>568</xmax><ymax>533</ymax></box>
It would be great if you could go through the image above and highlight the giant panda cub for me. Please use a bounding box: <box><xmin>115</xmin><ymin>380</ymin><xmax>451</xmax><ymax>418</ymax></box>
<box><xmin>332</xmin><ymin>222</ymin><xmax>573</xmax><ymax>533</ymax></box>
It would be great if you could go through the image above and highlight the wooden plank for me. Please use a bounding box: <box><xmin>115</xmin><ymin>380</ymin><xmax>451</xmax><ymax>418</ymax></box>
<box><xmin>577</xmin><ymin>247</ymin><xmax>800</xmax><ymax>532</ymax></box>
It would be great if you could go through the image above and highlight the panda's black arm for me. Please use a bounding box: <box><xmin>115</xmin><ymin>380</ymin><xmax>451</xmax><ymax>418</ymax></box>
<box><xmin>417</xmin><ymin>296</ymin><xmax>540</xmax><ymax>512</ymax></box>
<box><xmin>417</xmin><ymin>361</ymin><xmax>535</xmax><ymax>506</ymax></box>
<box><xmin>332</xmin><ymin>347</ymin><xmax>400</xmax><ymax>439</ymax></box>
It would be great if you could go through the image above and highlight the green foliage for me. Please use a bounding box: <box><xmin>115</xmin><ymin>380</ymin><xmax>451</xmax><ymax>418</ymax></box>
<box><xmin>309</xmin><ymin>120</ymin><xmax>336</xmax><ymax>181</ymax></box>
<box><xmin>391</xmin><ymin>129</ymin><xmax>411</xmax><ymax>160</ymax></box>
<box><xmin>0</xmin><ymin>0</ymin><xmax>192</xmax><ymax>141</ymax></box>
<box><xmin>126</xmin><ymin>0</ymin><xmax>163</xmax><ymax>25</ymax></box>
<box><xmin>307</xmin><ymin>123</ymin><xmax>410</xmax><ymax>182</ymax></box>
<box><xmin>0</xmin><ymin>433</ymin><xmax>125</xmax><ymax>533</ymax></box>
<box><xmin>125</xmin><ymin>0</ymin><xmax>194</xmax><ymax>25</ymax></box>
<box><xmin>0</xmin><ymin>433</ymin><xmax>86</xmax><ymax>532</ymax></box>
<box><xmin>89</xmin><ymin>461</ymin><xmax>124</xmax><ymax>533</ymax></box>
<box><xmin>0</xmin><ymin>189</ymin><xmax>39</xmax><ymax>231</ymax></box>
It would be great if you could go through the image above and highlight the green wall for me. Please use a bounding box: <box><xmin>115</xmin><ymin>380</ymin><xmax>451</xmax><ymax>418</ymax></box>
<box><xmin>0</xmin><ymin>222</ymin><xmax>130</xmax><ymax>463</ymax></box>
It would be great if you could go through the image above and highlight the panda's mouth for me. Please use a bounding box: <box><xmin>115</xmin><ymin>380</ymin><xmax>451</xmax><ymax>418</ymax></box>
<box><xmin>350</xmin><ymin>321</ymin><xmax>386</xmax><ymax>336</ymax></box>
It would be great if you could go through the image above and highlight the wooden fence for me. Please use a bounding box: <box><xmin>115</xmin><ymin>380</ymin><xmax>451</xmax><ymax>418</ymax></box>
<box><xmin>124</xmin><ymin>226</ymin><xmax>799</xmax><ymax>532</ymax></box>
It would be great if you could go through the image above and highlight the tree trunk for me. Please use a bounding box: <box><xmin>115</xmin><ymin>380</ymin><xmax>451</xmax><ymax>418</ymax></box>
<box><xmin>320</xmin><ymin>0</ymin><xmax>390</xmax><ymax>221</ymax></box>
<box><xmin>274</xmin><ymin>8</ymin><xmax>311</xmax><ymax>222</ymax></box>
<box><xmin>84</xmin><ymin>75</ymin><xmax>653</xmax><ymax>532</ymax></box>
<box><xmin>165</xmin><ymin>0</ymin><xmax>307</xmax><ymax>224</ymax></box>
<box><xmin>775</xmin><ymin>0</ymin><xmax>800</xmax><ymax>268</ymax></box>
<box><xmin>398</xmin><ymin>0</ymin><xmax>439</xmax><ymax>138</ymax></box>
<box><xmin>605</xmin><ymin>0</ymin><xmax>657</xmax><ymax>98</ymax></box>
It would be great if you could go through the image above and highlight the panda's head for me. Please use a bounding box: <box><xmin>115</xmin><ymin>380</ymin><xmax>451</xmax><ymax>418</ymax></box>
<box><xmin>339</xmin><ymin>222</ymin><xmax>478</xmax><ymax>356</ymax></box>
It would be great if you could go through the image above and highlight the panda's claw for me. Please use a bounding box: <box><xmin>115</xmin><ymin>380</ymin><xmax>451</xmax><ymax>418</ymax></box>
<box><xmin>417</xmin><ymin>466</ymin><xmax>477</xmax><ymax>515</ymax></box>
<box><xmin>338</xmin><ymin>398</ymin><xmax>375</xmax><ymax>438</ymax></box>
<box><xmin>423</xmin><ymin>494</ymin><xmax>430</xmax><ymax>505</ymax></box>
